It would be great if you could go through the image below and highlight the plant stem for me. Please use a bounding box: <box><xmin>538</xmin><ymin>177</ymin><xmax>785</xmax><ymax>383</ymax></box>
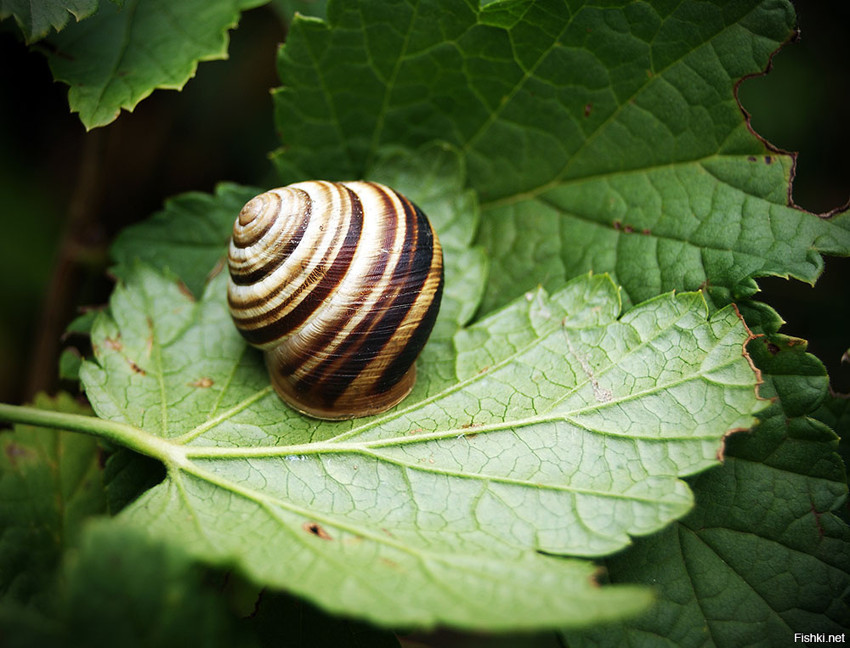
<box><xmin>25</xmin><ymin>131</ymin><xmax>108</xmax><ymax>400</ymax></box>
<box><xmin>0</xmin><ymin>403</ymin><xmax>176</xmax><ymax>465</ymax></box>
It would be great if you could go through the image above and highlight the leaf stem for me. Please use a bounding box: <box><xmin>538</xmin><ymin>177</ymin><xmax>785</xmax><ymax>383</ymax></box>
<box><xmin>0</xmin><ymin>403</ymin><xmax>178</xmax><ymax>465</ymax></box>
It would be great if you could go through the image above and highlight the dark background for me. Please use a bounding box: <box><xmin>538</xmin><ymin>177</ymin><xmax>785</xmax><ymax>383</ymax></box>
<box><xmin>0</xmin><ymin>1</ymin><xmax>848</xmax><ymax>406</ymax></box>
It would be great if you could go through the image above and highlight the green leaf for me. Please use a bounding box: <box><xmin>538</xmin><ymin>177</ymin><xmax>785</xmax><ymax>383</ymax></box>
<box><xmin>64</xmin><ymin>254</ymin><xmax>762</xmax><ymax>629</ymax></box>
<box><xmin>111</xmin><ymin>183</ymin><xmax>262</xmax><ymax>299</ymax></box>
<box><xmin>813</xmin><ymin>388</ymin><xmax>850</xmax><ymax>491</ymax></box>
<box><xmin>60</xmin><ymin>521</ymin><xmax>253</xmax><ymax>648</ymax></box>
<box><xmin>271</xmin><ymin>0</ymin><xmax>326</xmax><ymax>22</ymax></box>
<box><xmin>0</xmin><ymin>0</ymin><xmax>97</xmax><ymax>43</ymax></box>
<box><xmin>44</xmin><ymin>0</ymin><xmax>269</xmax><ymax>130</ymax></box>
<box><xmin>271</xmin><ymin>0</ymin><xmax>850</xmax><ymax>314</ymax></box>
<box><xmin>58</xmin><ymin>347</ymin><xmax>83</xmax><ymax>381</ymax></box>
<box><xmin>0</xmin><ymin>392</ymin><xmax>105</xmax><ymax>611</ymax></box>
<box><xmin>562</xmin><ymin>328</ymin><xmax>850</xmax><ymax>646</ymax></box>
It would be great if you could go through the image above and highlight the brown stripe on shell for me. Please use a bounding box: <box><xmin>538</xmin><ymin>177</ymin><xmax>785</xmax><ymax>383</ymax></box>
<box><xmin>230</xmin><ymin>192</ymin><xmax>282</xmax><ymax>249</ymax></box>
<box><xmin>233</xmin><ymin>187</ymin><xmax>364</xmax><ymax>346</ymax></box>
<box><xmin>229</xmin><ymin>189</ymin><xmax>310</xmax><ymax>286</ymax></box>
<box><xmin>279</xmin><ymin>184</ymin><xmax>402</xmax><ymax>382</ymax></box>
<box><xmin>295</xmin><ymin>187</ymin><xmax>435</xmax><ymax>410</ymax></box>
<box><xmin>376</xmin><ymin>205</ymin><xmax>444</xmax><ymax>395</ymax></box>
<box><xmin>226</xmin><ymin>180</ymin><xmax>444</xmax><ymax>420</ymax></box>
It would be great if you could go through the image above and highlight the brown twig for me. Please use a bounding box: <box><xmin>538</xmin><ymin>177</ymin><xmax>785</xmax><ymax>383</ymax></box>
<box><xmin>24</xmin><ymin>130</ymin><xmax>106</xmax><ymax>400</ymax></box>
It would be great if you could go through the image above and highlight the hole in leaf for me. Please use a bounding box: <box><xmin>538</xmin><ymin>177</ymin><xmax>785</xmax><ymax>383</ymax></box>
<box><xmin>303</xmin><ymin>522</ymin><xmax>332</xmax><ymax>540</ymax></box>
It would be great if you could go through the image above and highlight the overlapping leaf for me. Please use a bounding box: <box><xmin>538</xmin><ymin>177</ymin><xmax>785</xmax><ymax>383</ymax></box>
<box><xmin>0</xmin><ymin>393</ymin><xmax>104</xmax><ymax>642</ymax></box>
<box><xmin>0</xmin><ymin>0</ymin><xmax>99</xmax><ymax>43</ymax></box>
<box><xmin>272</xmin><ymin>0</ymin><xmax>850</xmax><ymax>313</ymax></box>
<box><xmin>111</xmin><ymin>183</ymin><xmax>261</xmax><ymax>299</ymax></box>
<box><xmin>0</xmin><ymin>393</ymin><xmax>103</xmax><ymax>609</ymax></box>
<box><xmin>44</xmin><ymin>0</ymin><xmax>268</xmax><ymax>129</ymax></box>
<box><xmin>563</xmin><ymin>311</ymin><xmax>850</xmax><ymax>646</ymax></box>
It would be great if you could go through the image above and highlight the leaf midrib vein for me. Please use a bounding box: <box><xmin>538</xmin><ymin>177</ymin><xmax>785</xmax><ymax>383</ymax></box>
<box><xmin>472</xmin><ymin>2</ymin><xmax>768</xmax><ymax>204</ymax></box>
<box><xmin>331</xmin><ymin>297</ymin><xmax>729</xmax><ymax>446</ymax></box>
<box><xmin>180</xmin><ymin>444</ymin><xmax>682</xmax><ymax>507</ymax></box>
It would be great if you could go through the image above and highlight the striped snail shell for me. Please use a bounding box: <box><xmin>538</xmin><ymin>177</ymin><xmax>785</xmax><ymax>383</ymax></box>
<box><xmin>226</xmin><ymin>181</ymin><xmax>444</xmax><ymax>420</ymax></box>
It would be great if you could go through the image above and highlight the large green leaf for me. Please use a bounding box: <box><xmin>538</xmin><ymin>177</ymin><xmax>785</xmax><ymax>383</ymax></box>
<box><xmin>44</xmin><ymin>0</ymin><xmax>268</xmax><ymax>129</ymax></box>
<box><xmin>0</xmin><ymin>0</ymin><xmax>98</xmax><ymax>43</ymax></box>
<box><xmin>272</xmin><ymin>0</ymin><xmax>850</xmax><ymax>313</ymax></box>
<box><xmin>563</xmin><ymin>312</ymin><xmax>850</xmax><ymax>646</ymax></box>
<box><xmin>63</xmin><ymin>147</ymin><xmax>760</xmax><ymax>627</ymax></box>
<box><xmin>65</xmin><ymin>249</ymin><xmax>761</xmax><ymax>628</ymax></box>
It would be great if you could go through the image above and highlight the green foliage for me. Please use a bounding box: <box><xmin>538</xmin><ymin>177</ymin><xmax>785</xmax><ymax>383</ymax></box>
<box><xmin>0</xmin><ymin>0</ymin><xmax>99</xmax><ymax>43</ymax></box>
<box><xmin>564</xmin><ymin>317</ymin><xmax>850</xmax><ymax>646</ymax></box>
<box><xmin>2</xmin><ymin>0</ymin><xmax>269</xmax><ymax>129</ymax></box>
<box><xmin>0</xmin><ymin>393</ymin><xmax>103</xmax><ymax>644</ymax></box>
<box><xmin>85</xmin><ymin>149</ymin><xmax>756</xmax><ymax>628</ymax></box>
<box><xmin>0</xmin><ymin>0</ymin><xmax>848</xmax><ymax>644</ymax></box>
<box><xmin>111</xmin><ymin>183</ymin><xmax>262</xmax><ymax>299</ymax></box>
<box><xmin>0</xmin><ymin>393</ymin><xmax>103</xmax><ymax>610</ymax></box>
<box><xmin>272</xmin><ymin>0</ymin><xmax>850</xmax><ymax>311</ymax></box>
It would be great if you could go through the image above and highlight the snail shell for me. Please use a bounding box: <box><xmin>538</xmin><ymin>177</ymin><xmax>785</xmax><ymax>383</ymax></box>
<box><xmin>226</xmin><ymin>181</ymin><xmax>444</xmax><ymax>420</ymax></box>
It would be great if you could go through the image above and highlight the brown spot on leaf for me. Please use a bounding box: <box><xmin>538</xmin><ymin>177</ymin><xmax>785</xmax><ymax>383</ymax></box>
<box><xmin>641</xmin><ymin>228</ymin><xmax>651</xmax><ymax>235</ymax></box>
<box><xmin>584</xmin><ymin>103</ymin><xmax>592</xmax><ymax>117</ymax></box>
<box><xmin>613</xmin><ymin>220</ymin><xmax>622</xmax><ymax>230</ymax></box>
<box><xmin>748</xmin><ymin>156</ymin><xmax>757</xmax><ymax>162</ymax></box>
<box><xmin>177</xmin><ymin>280</ymin><xmax>196</xmax><ymax>302</ymax></box>
<box><xmin>380</xmin><ymin>557</ymin><xmax>401</xmax><ymax>570</ymax></box>
<box><xmin>128</xmin><ymin>360</ymin><xmax>146</xmax><ymax>375</ymax></box>
<box><xmin>764</xmin><ymin>155</ymin><xmax>772</xmax><ymax>164</ymax></box>
<box><xmin>190</xmin><ymin>377</ymin><xmax>214</xmax><ymax>388</ymax></box>
<box><xmin>104</xmin><ymin>337</ymin><xmax>123</xmax><ymax>352</ymax></box>
<box><xmin>767</xmin><ymin>342</ymin><xmax>780</xmax><ymax>355</ymax></box>
<box><xmin>477</xmin><ymin>365</ymin><xmax>490</xmax><ymax>374</ymax></box>
<box><xmin>303</xmin><ymin>522</ymin><xmax>332</xmax><ymax>540</ymax></box>
<box><xmin>623</xmin><ymin>225</ymin><xmax>634</xmax><ymax>233</ymax></box>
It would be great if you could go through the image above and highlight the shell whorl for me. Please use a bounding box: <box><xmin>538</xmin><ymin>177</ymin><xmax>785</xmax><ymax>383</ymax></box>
<box><xmin>227</xmin><ymin>181</ymin><xmax>443</xmax><ymax>420</ymax></box>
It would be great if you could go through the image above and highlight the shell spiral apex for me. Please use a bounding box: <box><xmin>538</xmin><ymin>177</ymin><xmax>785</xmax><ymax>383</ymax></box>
<box><xmin>226</xmin><ymin>181</ymin><xmax>444</xmax><ymax>420</ymax></box>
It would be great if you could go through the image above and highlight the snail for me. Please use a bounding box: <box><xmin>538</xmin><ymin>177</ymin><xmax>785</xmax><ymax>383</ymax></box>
<box><xmin>226</xmin><ymin>181</ymin><xmax>444</xmax><ymax>420</ymax></box>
